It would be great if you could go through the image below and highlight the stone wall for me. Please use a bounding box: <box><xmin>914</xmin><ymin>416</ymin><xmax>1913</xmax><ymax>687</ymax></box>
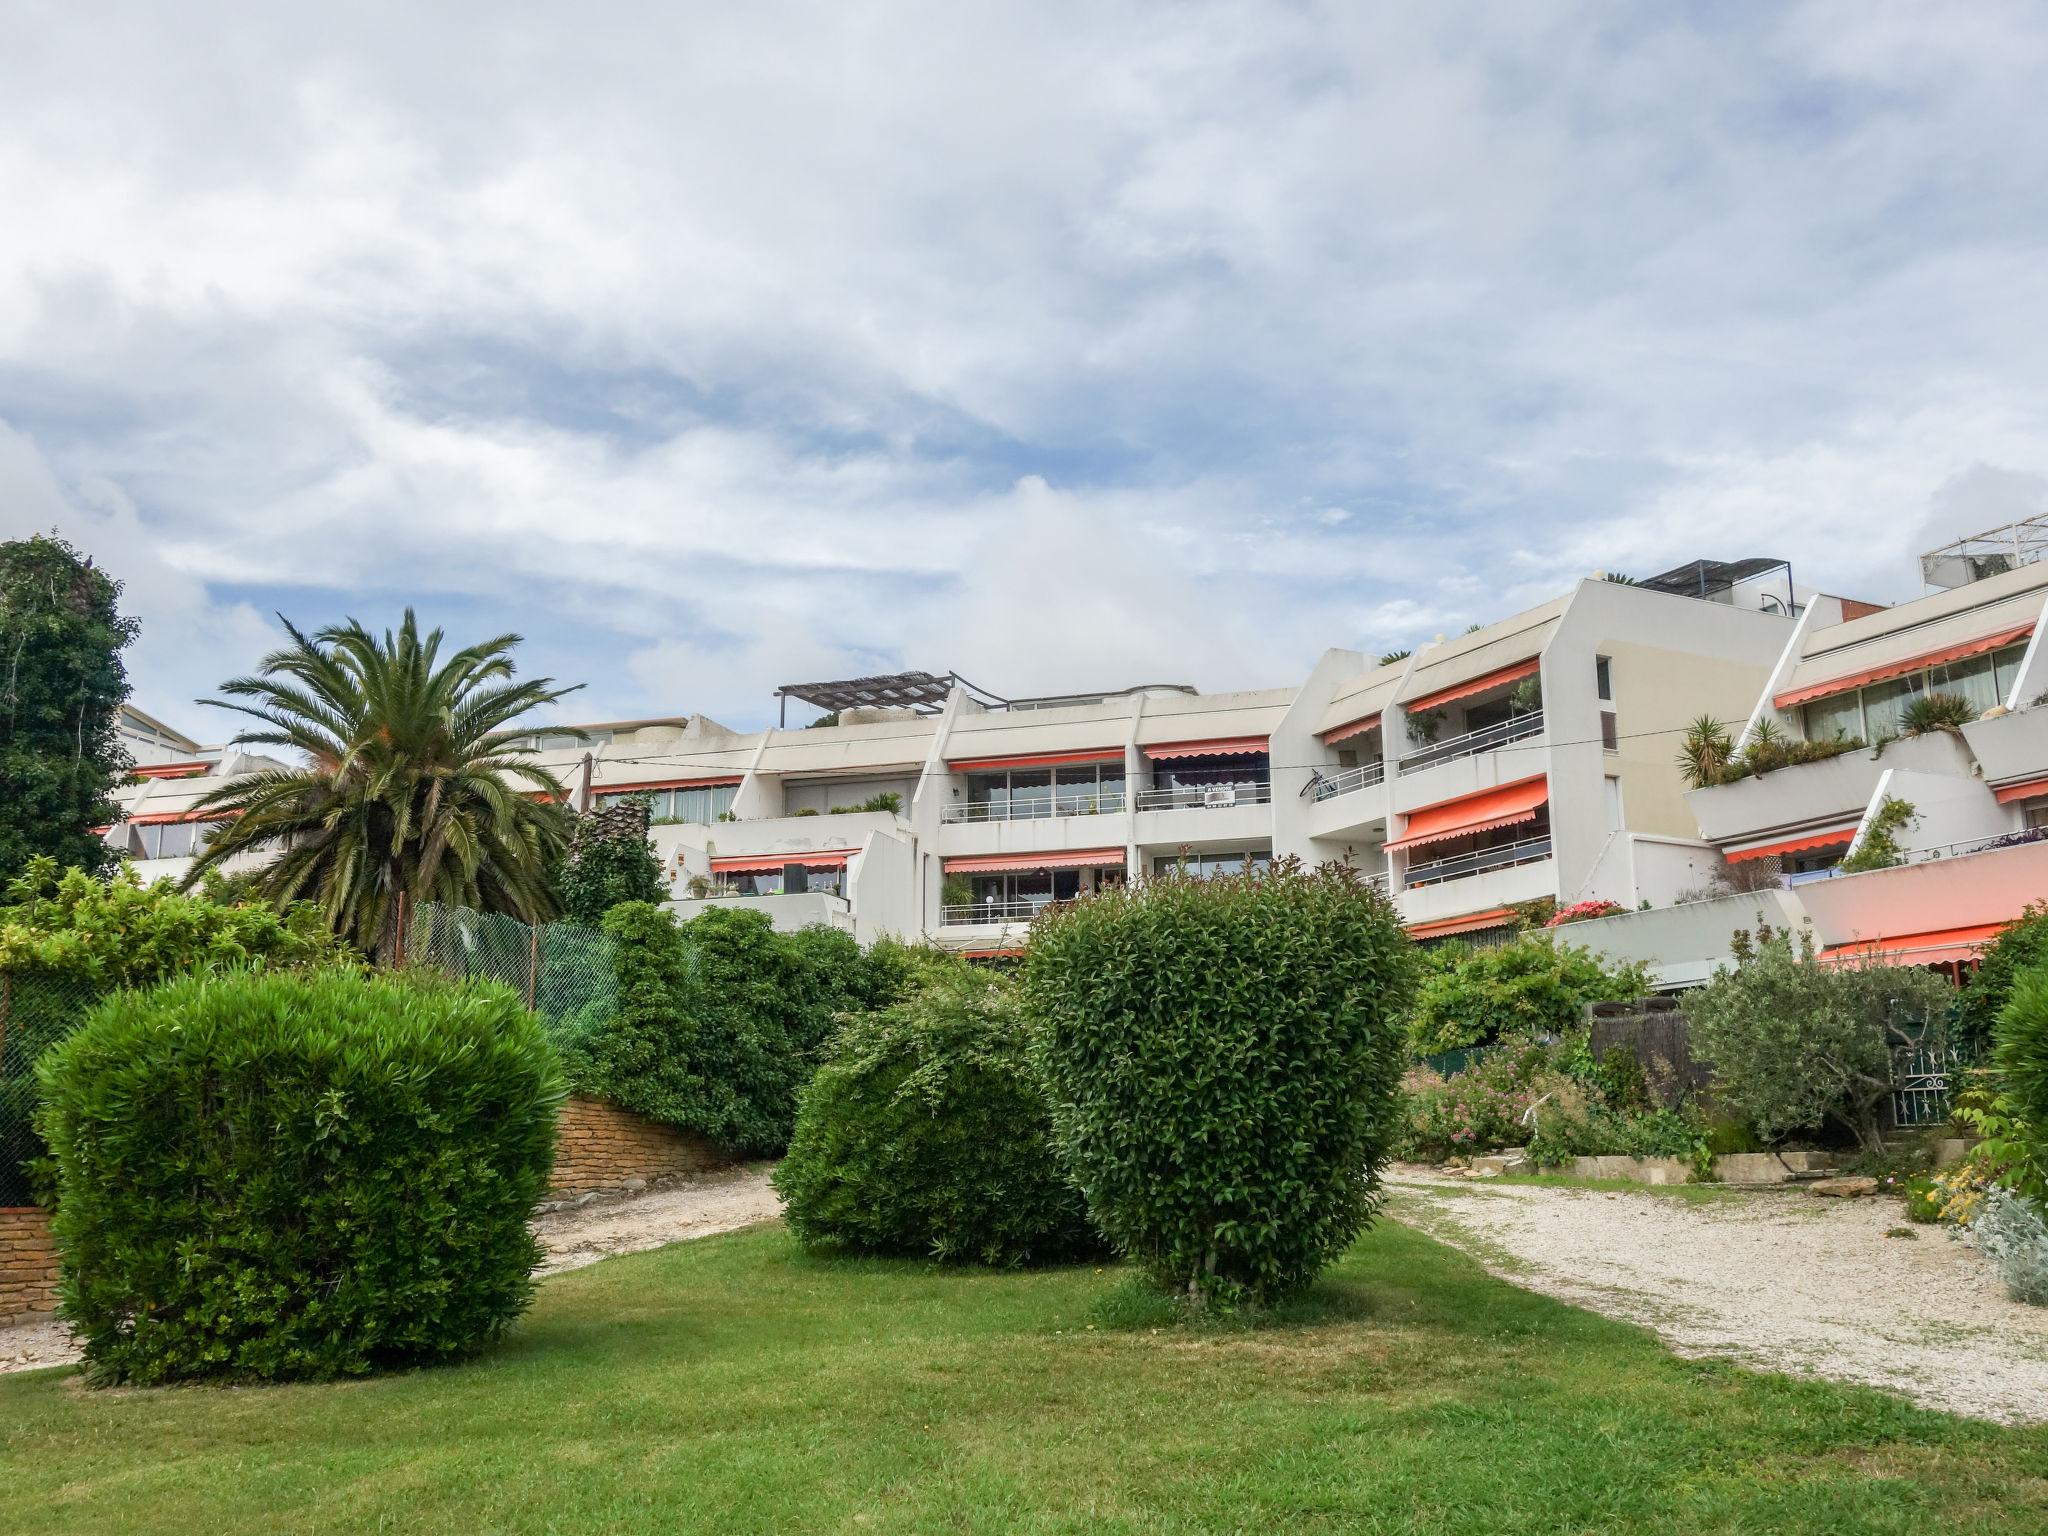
<box><xmin>0</xmin><ymin>1207</ymin><xmax>59</xmax><ymax>1326</ymax></box>
<box><xmin>551</xmin><ymin>1095</ymin><xmax>731</xmax><ymax>1197</ymax></box>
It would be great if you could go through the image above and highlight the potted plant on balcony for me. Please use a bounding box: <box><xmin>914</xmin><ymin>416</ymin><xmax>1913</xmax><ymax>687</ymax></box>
<box><xmin>1406</xmin><ymin>709</ymin><xmax>1446</xmax><ymax>746</ymax></box>
<box><xmin>1510</xmin><ymin>676</ymin><xmax>1543</xmax><ymax>715</ymax></box>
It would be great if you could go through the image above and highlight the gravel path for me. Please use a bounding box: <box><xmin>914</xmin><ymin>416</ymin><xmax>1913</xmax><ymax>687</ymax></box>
<box><xmin>0</xmin><ymin>1166</ymin><xmax>784</xmax><ymax>1376</ymax></box>
<box><xmin>1389</xmin><ymin>1169</ymin><xmax>2048</xmax><ymax>1424</ymax></box>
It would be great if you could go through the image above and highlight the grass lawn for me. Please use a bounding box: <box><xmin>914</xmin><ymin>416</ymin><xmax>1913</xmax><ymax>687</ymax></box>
<box><xmin>6</xmin><ymin>1220</ymin><xmax>2044</xmax><ymax>1535</ymax></box>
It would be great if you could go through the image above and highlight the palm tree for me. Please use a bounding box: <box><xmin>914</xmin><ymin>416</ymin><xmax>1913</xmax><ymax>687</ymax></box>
<box><xmin>184</xmin><ymin>611</ymin><xmax>582</xmax><ymax>960</ymax></box>
<box><xmin>1674</xmin><ymin>715</ymin><xmax>1735</xmax><ymax>789</ymax></box>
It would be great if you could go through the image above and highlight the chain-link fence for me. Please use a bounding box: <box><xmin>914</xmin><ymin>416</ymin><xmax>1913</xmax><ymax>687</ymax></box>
<box><xmin>403</xmin><ymin>902</ymin><xmax>619</xmax><ymax>1052</ymax></box>
<box><xmin>0</xmin><ymin>970</ymin><xmax>105</xmax><ymax>1207</ymax></box>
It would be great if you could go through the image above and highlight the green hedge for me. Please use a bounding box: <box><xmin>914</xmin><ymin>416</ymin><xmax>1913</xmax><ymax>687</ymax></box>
<box><xmin>1026</xmin><ymin>860</ymin><xmax>1415</xmax><ymax>1310</ymax></box>
<box><xmin>566</xmin><ymin>904</ymin><xmax>906</xmax><ymax>1155</ymax></box>
<box><xmin>775</xmin><ymin>971</ymin><xmax>1099</xmax><ymax>1266</ymax></box>
<box><xmin>37</xmin><ymin>969</ymin><xmax>562</xmax><ymax>1384</ymax></box>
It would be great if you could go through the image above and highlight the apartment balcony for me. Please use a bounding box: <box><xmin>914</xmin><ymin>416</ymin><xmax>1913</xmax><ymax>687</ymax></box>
<box><xmin>1305</xmin><ymin>761</ymin><xmax>1389</xmax><ymax>841</ymax></box>
<box><xmin>1793</xmin><ymin>835</ymin><xmax>2048</xmax><ymax>956</ymax></box>
<box><xmin>1391</xmin><ymin>716</ymin><xmax>1550</xmax><ymax>815</ymax></box>
<box><xmin>1128</xmin><ymin>771</ymin><xmax>1274</xmax><ymax>846</ymax></box>
<box><xmin>943</xmin><ymin>789</ymin><xmax>1127</xmax><ymax>823</ymax></box>
<box><xmin>663</xmin><ymin>890</ymin><xmax>855</xmax><ymax>934</ymax></box>
<box><xmin>1683</xmin><ymin>732</ymin><xmax>1972</xmax><ymax>846</ymax></box>
<box><xmin>1561</xmin><ymin>887</ymin><xmax>1807</xmax><ymax>990</ymax></box>
<box><xmin>1961</xmin><ymin>705</ymin><xmax>2048</xmax><ymax>792</ymax></box>
<box><xmin>1395</xmin><ymin>846</ymin><xmax>1557</xmax><ymax>928</ymax></box>
<box><xmin>936</xmin><ymin>806</ymin><xmax>1130</xmax><ymax>860</ymax></box>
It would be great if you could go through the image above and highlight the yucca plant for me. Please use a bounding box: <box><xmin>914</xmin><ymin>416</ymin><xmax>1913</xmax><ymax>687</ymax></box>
<box><xmin>1675</xmin><ymin>715</ymin><xmax>1735</xmax><ymax>788</ymax></box>
<box><xmin>184</xmin><ymin>612</ymin><xmax>580</xmax><ymax>960</ymax></box>
<box><xmin>1901</xmin><ymin>691</ymin><xmax>1980</xmax><ymax>736</ymax></box>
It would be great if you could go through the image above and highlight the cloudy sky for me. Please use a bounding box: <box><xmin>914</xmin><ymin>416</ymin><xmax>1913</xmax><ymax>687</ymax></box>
<box><xmin>4</xmin><ymin>1</ymin><xmax>2047</xmax><ymax>734</ymax></box>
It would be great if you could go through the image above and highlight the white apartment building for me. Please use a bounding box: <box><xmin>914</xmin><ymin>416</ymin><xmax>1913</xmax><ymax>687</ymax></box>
<box><xmin>1571</xmin><ymin>517</ymin><xmax>2048</xmax><ymax>987</ymax></box>
<box><xmin>97</xmin><ymin>561</ymin><xmax>1806</xmax><ymax>953</ymax></box>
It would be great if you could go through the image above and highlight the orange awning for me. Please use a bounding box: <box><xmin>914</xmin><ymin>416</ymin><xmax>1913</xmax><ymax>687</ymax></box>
<box><xmin>599</xmin><ymin>775</ymin><xmax>742</xmax><ymax>794</ymax></box>
<box><xmin>1407</xmin><ymin>908</ymin><xmax>1520</xmax><ymax>941</ymax></box>
<box><xmin>1386</xmin><ymin>777</ymin><xmax>1548</xmax><ymax>853</ymax></box>
<box><xmin>1144</xmin><ymin>737</ymin><xmax>1268</xmax><ymax>760</ymax></box>
<box><xmin>1774</xmin><ymin>624</ymin><xmax>2035</xmax><ymax>709</ymax></box>
<box><xmin>125</xmin><ymin>809</ymin><xmax>231</xmax><ymax>826</ymax></box>
<box><xmin>1820</xmin><ymin>923</ymin><xmax>2009</xmax><ymax>969</ymax></box>
<box><xmin>1725</xmin><ymin>826</ymin><xmax>1857</xmax><ymax>863</ymax></box>
<box><xmin>1405</xmin><ymin>658</ymin><xmax>1541</xmax><ymax>714</ymax></box>
<box><xmin>961</xmin><ymin>947</ymin><xmax>1026</xmax><ymax>959</ymax></box>
<box><xmin>943</xmin><ymin>848</ymin><xmax>1124</xmax><ymax>874</ymax></box>
<box><xmin>1994</xmin><ymin>776</ymin><xmax>2048</xmax><ymax>805</ymax></box>
<box><xmin>709</xmin><ymin>850</ymin><xmax>856</xmax><ymax>873</ymax></box>
<box><xmin>1321</xmin><ymin>714</ymin><xmax>1381</xmax><ymax>746</ymax></box>
<box><xmin>132</xmin><ymin>762</ymin><xmax>210</xmax><ymax>780</ymax></box>
<box><xmin>946</xmin><ymin>748</ymin><xmax>1122</xmax><ymax>773</ymax></box>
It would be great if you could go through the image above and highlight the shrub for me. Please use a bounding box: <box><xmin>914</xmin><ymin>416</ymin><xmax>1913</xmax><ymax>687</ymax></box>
<box><xmin>556</xmin><ymin>795</ymin><xmax>669</xmax><ymax>925</ymax></box>
<box><xmin>1971</xmin><ymin>1190</ymin><xmax>2048</xmax><ymax>1306</ymax></box>
<box><xmin>775</xmin><ymin>972</ymin><xmax>1097</xmax><ymax>1265</ymax></box>
<box><xmin>36</xmin><ymin>969</ymin><xmax>561</xmax><ymax>1384</ymax></box>
<box><xmin>1687</xmin><ymin>929</ymin><xmax>1954</xmax><ymax>1152</ymax></box>
<box><xmin>1957</xmin><ymin>902</ymin><xmax>2048</xmax><ymax>1053</ymax></box>
<box><xmin>1837</xmin><ymin>796</ymin><xmax>1917</xmax><ymax>873</ymax></box>
<box><xmin>1953</xmin><ymin>966</ymin><xmax>2048</xmax><ymax>1205</ymax></box>
<box><xmin>567</xmin><ymin>903</ymin><xmax>893</xmax><ymax>1154</ymax></box>
<box><xmin>1407</xmin><ymin>935</ymin><xmax>1648</xmax><ymax>1055</ymax></box>
<box><xmin>1026</xmin><ymin>860</ymin><xmax>1415</xmax><ymax>1309</ymax></box>
<box><xmin>1394</xmin><ymin>1055</ymin><xmax>1550</xmax><ymax>1162</ymax></box>
<box><xmin>1901</xmin><ymin>691</ymin><xmax>1979</xmax><ymax>735</ymax></box>
<box><xmin>1904</xmin><ymin>1175</ymin><xmax>1944</xmax><ymax>1224</ymax></box>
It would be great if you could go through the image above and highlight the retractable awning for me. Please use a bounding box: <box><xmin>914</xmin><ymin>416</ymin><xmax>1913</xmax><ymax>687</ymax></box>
<box><xmin>1407</xmin><ymin>908</ymin><xmax>1520</xmax><ymax>941</ymax></box>
<box><xmin>1725</xmin><ymin>826</ymin><xmax>1857</xmax><ymax>864</ymax></box>
<box><xmin>709</xmin><ymin>850</ymin><xmax>857</xmax><ymax>873</ymax></box>
<box><xmin>946</xmin><ymin>748</ymin><xmax>1122</xmax><ymax>773</ymax></box>
<box><xmin>1143</xmin><ymin>737</ymin><xmax>1267</xmax><ymax>760</ymax></box>
<box><xmin>1819</xmin><ymin>923</ymin><xmax>2009</xmax><ymax>968</ymax></box>
<box><xmin>598</xmin><ymin>775</ymin><xmax>743</xmax><ymax>794</ymax></box>
<box><xmin>1774</xmin><ymin>623</ymin><xmax>2035</xmax><ymax>709</ymax></box>
<box><xmin>125</xmin><ymin>809</ymin><xmax>230</xmax><ymax>826</ymax></box>
<box><xmin>1385</xmin><ymin>777</ymin><xmax>1548</xmax><ymax>853</ymax></box>
<box><xmin>942</xmin><ymin>848</ymin><xmax>1125</xmax><ymax>874</ymax></box>
<box><xmin>1321</xmin><ymin>714</ymin><xmax>1381</xmax><ymax>746</ymax></box>
<box><xmin>1405</xmin><ymin>657</ymin><xmax>1540</xmax><ymax>715</ymax></box>
<box><xmin>1994</xmin><ymin>775</ymin><xmax>2048</xmax><ymax>805</ymax></box>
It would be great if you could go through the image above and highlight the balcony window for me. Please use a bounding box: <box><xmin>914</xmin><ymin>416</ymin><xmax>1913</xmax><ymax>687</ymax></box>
<box><xmin>957</xmin><ymin>762</ymin><xmax>1124</xmax><ymax>821</ymax></box>
<box><xmin>949</xmin><ymin>865</ymin><xmax>1121</xmax><ymax>923</ymax></box>
<box><xmin>1150</xmin><ymin>848</ymin><xmax>1272</xmax><ymax>880</ymax></box>
<box><xmin>1137</xmin><ymin>754</ymin><xmax>1271</xmax><ymax>810</ymax></box>
<box><xmin>611</xmin><ymin>783</ymin><xmax>738</xmax><ymax>824</ymax></box>
<box><xmin>715</xmin><ymin>862</ymin><xmax>845</xmax><ymax>898</ymax></box>
<box><xmin>1798</xmin><ymin>641</ymin><xmax>2028</xmax><ymax>742</ymax></box>
<box><xmin>129</xmin><ymin>819</ymin><xmax>221</xmax><ymax>859</ymax></box>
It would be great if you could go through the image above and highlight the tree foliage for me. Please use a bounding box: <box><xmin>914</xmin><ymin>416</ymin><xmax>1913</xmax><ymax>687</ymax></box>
<box><xmin>775</xmin><ymin>968</ymin><xmax>1099</xmax><ymax>1265</ymax></box>
<box><xmin>1686</xmin><ymin>927</ymin><xmax>1953</xmax><ymax>1151</ymax></box>
<box><xmin>0</xmin><ymin>533</ymin><xmax>137</xmax><ymax>883</ymax></box>
<box><xmin>37</xmin><ymin>969</ymin><xmax>562</xmax><ymax>1384</ymax></box>
<box><xmin>1407</xmin><ymin>935</ymin><xmax>1649</xmax><ymax>1055</ymax></box>
<box><xmin>1026</xmin><ymin>860</ymin><xmax>1416</xmax><ymax>1310</ymax></box>
<box><xmin>185</xmin><ymin>610</ymin><xmax>579</xmax><ymax>960</ymax></box>
<box><xmin>556</xmin><ymin>795</ymin><xmax>668</xmax><ymax>925</ymax></box>
<box><xmin>1957</xmin><ymin>901</ymin><xmax>2048</xmax><ymax>1054</ymax></box>
<box><xmin>564</xmin><ymin>903</ymin><xmax>892</xmax><ymax>1154</ymax></box>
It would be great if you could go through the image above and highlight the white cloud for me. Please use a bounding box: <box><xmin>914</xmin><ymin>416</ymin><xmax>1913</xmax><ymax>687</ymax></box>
<box><xmin>4</xmin><ymin>1</ymin><xmax>2048</xmax><ymax>727</ymax></box>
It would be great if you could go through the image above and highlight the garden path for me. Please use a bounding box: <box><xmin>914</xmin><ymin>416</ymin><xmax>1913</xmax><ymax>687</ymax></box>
<box><xmin>1389</xmin><ymin>1168</ymin><xmax>2048</xmax><ymax>1424</ymax></box>
<box><xmin>0</xmin><ymin>1165</ymin><xmax>784</xmax><ymax>1376</ymax></box>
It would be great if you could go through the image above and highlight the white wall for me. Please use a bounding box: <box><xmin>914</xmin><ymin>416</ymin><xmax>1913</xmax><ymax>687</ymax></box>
<box><xmin>847</xmin><ymin>829</ymin><xmax>918</xmax><ymax>944</ymax></box>
<box><xmin>780</xmin><ymin>775</ymin><xmax>918</xmax><ymax>815</ymax></box>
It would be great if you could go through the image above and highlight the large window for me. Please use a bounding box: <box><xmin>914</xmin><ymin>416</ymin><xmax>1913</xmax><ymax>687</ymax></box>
<box><xmin>1800</xmin><ymin>642</ymin><xmax>2027</xmax><ymax>742</ymax></box>
<box><xmin>950</xmin><ymin>865</ymin><xmax>1123</xmax><ymax>921</ymax></box>
<box><xmin>716</xmin><ymin>861</ymin><xmax>844</xmax><ymax>898</ymax></box>
<box><xmin>960</xmin><ymin>761</ymin><xmax>1124</xmax><ymax>820</ymax></box>
<box><xmin>1150</xmin><ymin>848</ymin><xmax>1272</xmax><ymax>879</ymax></box>
<box><xmin>130</xmin><ymin>820</ymin><xmax>221</xmax><ymax>859</ymax></box>
<box><xmin>1402</xmin><ymin>813</ymin><xmax>1552</xmax><ymax>887</ymax></box>
<box><xmin>605</xmin><ymin>783</ymin><xmax>738</xmax><ymax>824</ymax></box>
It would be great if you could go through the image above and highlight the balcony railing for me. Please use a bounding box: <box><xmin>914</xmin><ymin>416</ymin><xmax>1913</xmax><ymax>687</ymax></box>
<box><xmin>942</xmin><ymin>898</ymin><xmax>1045</xmax><ymax>925</ymax></box>
<box><xmin>1310</xmin><ymin>761</ymin><xmax>1386</xmax><ymax>802</ymax></box>
<box><xmin>1789</xmin><ymin>824</ymin><xmax>2048</xmax><ymax>885</ymax></box>
<box><xmin>1134</xmin><ymin>778</ymin><xmax>1273</xmax><ymax>812</ymax></box>
<box><xmin>1404</xmin><ymin>834</ymin><xmax>1553</xmax><ymax>888</ymax></box>
<box><xmin>1398</xmin><ymin>711</ymin><xmax>1544</xmax><ymax>775</ymax></box>
<box><xmin>943</xmin><ymin>791</ymin><xmax>1127</xmax><ymax>823</ymax></box>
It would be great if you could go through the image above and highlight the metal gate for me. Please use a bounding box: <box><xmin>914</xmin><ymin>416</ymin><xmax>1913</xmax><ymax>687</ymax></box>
<box><xmin>1889</xmin><ymin>1039</ymin><xmax>1962</xmax><ymax>1129</ymax></box>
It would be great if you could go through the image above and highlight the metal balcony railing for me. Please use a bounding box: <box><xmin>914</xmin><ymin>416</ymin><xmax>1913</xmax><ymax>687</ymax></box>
<box><xmin>1133</xmin><ymin>778</ymin><xmax>1273</xmax><ymax>812</ymax></box>
<box><xmin>1309</xmin><ymin>761</ymin><xmax>1386</xmax><ymax>802</ymax></box>
<box><xmin>942</xmin><ymin>898</ymin><xmax>1045</xmax><ymax>924</ymax></box>
<box><xmin>942</xmin><ymin>791</ymin><xmax>1127</xmax><ymax>823</ymax></box>
<box><xmin>1398</xmin><ymin>711</ymin><xmax>1544</xmax><ymax>775</ymax></box>
<box><xmin>1403</xmin><ymin>834</ymin><xmax>1553</xmax><ymax>888</ymax></box>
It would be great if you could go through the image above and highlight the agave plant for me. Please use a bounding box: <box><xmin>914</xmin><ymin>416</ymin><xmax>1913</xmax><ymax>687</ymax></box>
<box><xmin>1675</xmin><ymin>715</ymin><xmax>1735</xmax><ymax>788</ymax></box>
<box><xmin>1901</xmin><ymin>691</ymin><xmax>1979</xmax><ymax>736</ymax></box>
<box><xmin>184</xmin><ymin>611</ymin><xmax>581</xmax><ymax>960</ymax></box>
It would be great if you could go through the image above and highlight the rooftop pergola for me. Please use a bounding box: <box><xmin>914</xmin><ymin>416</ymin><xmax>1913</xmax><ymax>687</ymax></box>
<box><xmin>1639</xmin><ymin>557</ymin><xmax>1795</xmax><ymax>613</ymax></box>
<box><xmin>773</xmin><ymin>671</ymin><xmax>1006</xmax><ymax>725</ymax></box>
<box><xmin>1920</xmin><ymin>515</ymin><xmax>2048</xmax><ymax>590</ymax></box>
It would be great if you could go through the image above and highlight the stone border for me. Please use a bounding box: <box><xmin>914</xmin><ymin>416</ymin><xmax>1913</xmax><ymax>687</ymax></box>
<box><xmin>0</xmin><ymin>1207</ymin><xmax>58</xmax><ymax>1327</ymax></box>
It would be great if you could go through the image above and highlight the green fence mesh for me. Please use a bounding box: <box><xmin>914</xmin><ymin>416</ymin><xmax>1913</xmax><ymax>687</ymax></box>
<box><xmin>0</xmin><ymin>969</ymin><xmax>106</xmax><ymax>1207</ymax></box>
<box><xmin>404</xmin><ymin>902</ymin><xmax>620</xmax><ymax>1053</ymax></box>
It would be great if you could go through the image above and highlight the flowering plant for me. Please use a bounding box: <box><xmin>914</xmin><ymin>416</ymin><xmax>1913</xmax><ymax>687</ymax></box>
<box><xmin>1545</xmin><ymin>899</ymin><xmax>1625</xmax><ymax>928</ymax></box>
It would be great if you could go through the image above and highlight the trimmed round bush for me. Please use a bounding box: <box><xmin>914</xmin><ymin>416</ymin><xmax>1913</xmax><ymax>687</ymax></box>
<box><xmin>774</xmin><ymin>973</ymin><xmax>1098</xmax><ymax>1265</ymax></box>
<box><xmin>37</xmin><ymin>968</ymin><xmax>563</xmax><ymax>1384</ymax></box>
<box><xmin>1025</xmin><ymin>859</ymin><xmax>1416</xmax><ymax>1310</ymax></box>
